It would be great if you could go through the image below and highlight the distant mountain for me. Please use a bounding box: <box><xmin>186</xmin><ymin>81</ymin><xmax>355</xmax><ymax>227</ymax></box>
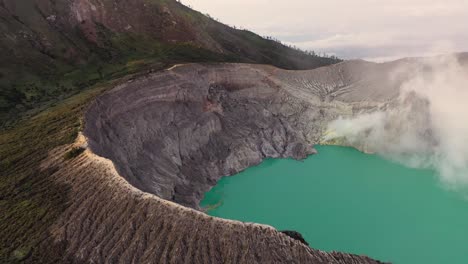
<box><xmin>0</xmin><ymin>0</ymin><xmax>340</xmax><ymax>126</ymax></box>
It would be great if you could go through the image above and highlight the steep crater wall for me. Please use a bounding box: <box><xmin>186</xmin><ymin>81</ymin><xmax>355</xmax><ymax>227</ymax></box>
<box><xmin>84</xmin><ymin>62</ymin><xmax>404</xmax><ymax>208</ymax></box>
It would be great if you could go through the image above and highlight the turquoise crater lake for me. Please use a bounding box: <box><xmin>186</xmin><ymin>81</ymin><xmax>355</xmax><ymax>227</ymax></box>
<box><xmin>200</xmin><ymin>146</ymin><xmax>468</xmax><ymax>264</ymax></box>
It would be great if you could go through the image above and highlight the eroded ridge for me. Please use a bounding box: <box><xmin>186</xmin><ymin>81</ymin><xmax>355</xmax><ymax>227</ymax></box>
<box><xmin>41</xmin><ymin>135</ymin><xmax>384</xmax><ymax>264</ymax></box>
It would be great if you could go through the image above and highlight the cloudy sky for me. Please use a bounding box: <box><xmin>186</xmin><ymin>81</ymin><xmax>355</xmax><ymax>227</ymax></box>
<box><xmin>183</xmin><ymin>0</ymin><xmax>468</xmax><ymax>61</ymax></box>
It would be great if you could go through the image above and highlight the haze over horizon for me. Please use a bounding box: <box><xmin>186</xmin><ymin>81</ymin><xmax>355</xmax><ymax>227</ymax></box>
<box><xmin>184</xmin><ymin>0</ymin><xmax>468</xmax><ymax>61</ymax></box>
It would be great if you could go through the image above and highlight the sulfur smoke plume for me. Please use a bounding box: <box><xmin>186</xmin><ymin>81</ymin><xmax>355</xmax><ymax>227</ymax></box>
<box><xmin>324</xmin><ymin>55</ymin><xmax>468</xmax><ymax>189</ymax></box>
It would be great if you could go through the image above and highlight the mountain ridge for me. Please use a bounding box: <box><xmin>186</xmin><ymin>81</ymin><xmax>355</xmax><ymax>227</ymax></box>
<box><xmin>0</xmin><ymin>0</ymin><xmax>340</xmax><ymax>127</ymax></box>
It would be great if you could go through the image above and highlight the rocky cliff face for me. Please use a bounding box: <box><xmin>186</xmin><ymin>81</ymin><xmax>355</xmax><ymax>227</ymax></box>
<box><xmin>84</xmin><ymin>61</ymin><xmax>404</xmax><ymax>208</ymax></box>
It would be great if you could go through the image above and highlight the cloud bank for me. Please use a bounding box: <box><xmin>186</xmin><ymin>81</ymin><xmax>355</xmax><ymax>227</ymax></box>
<box><xmin>324</xmin><ymin>55</ymin><xmax>468</xmax><ymax>188</ymax></box>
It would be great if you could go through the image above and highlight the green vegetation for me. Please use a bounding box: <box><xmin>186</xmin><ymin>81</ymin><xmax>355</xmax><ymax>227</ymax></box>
<box><xmin>63</xmin><ymin>147</ymin><xmax>85</xmax><ymax>160</ymax></box>
<box><xmin>0</xmin><ymin>33</ymin><xmax>234</xmax><ymax>128</ymax></box>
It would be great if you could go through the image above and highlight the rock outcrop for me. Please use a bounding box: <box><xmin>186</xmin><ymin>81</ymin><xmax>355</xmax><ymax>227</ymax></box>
<box><xmin>281</xmin><ymin>231</ymin><xmax>310</xmax><ymax>246</ymax></box>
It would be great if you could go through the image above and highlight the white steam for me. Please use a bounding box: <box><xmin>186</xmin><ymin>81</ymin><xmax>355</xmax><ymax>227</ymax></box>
<box><xmin>324</xmin><ymin>55</ymin><xmax>468</xmax><ymax>188</ymax></box>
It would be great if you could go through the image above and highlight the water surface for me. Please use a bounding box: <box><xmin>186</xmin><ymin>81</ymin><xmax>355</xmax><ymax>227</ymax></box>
<box><xmin>201</xmin><ymin>146</ymin><xmax>468</xmax><ymax>264</ymax></box>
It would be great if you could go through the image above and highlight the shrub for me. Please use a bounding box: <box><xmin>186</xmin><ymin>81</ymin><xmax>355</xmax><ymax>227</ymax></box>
<box><xmin>63</xmin><ymin>147</ymin><xmax>85</xmax><ymax>160</ymax></box>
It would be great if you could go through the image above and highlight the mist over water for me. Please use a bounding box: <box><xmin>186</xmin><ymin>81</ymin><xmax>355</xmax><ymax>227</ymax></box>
<box><xmin>324</xmin><ymin>55</ymin><xmax>468</xmax><ymax>189</ymax></box>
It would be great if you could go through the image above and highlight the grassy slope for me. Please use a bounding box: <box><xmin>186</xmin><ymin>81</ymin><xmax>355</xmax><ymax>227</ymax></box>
<box><xmin>0</xmin><ymin>87</ymin><xmax>102</xmax><ymax>263</ymax></box>
<box><xmin>0</xmin><ymin>34</ymin><xmax>234</xmax><ymax>128</ymax></box>
<box><xmin>0</xmin><ymin>0</ymin><xmax>341</xmax><ymax>262</ymax></box>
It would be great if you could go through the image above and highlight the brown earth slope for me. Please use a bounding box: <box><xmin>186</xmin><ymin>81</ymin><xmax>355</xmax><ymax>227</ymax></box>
<box><xmin>35</xmin><ymin>135</ymin><xmax>383</xmax><ymax>264</ymax></box>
